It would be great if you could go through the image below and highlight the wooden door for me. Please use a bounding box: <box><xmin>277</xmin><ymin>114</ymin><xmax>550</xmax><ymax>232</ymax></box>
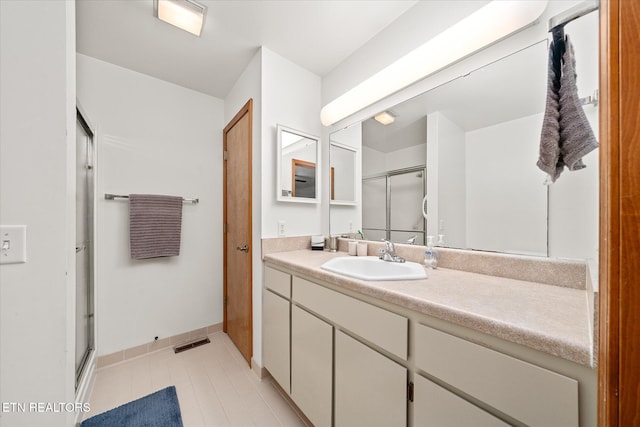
<box><xmin>223</xmin><ymin>100</ymin><xmax>253</xmax><ymax>365</ymax></box>
<box><xmin>599</xmin><ymin>0</ymin><xmax>640</xmax><ymax>424</ymax></box>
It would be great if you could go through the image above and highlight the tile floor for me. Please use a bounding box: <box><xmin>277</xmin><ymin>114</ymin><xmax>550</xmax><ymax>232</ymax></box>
<box><xmin>84</xmin><ymin>332</ymin><xmax>307</xmax><ymax>427</ymax></box>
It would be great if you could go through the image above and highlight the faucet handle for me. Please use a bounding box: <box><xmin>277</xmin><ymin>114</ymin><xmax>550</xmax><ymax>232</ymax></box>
<box><xmin>383</xmin><ymin>239</ymin><xmax>396</xmax><ymax>252</ymax></box>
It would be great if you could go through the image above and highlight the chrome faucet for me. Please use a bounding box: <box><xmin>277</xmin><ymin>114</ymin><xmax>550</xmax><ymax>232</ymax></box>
<box><xmin>379</xmin><ymin>240</ymin><xmax>406</xmax><ymax>263</ymax></box>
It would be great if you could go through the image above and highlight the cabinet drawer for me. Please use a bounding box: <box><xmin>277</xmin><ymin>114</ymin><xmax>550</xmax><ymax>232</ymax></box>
<box><xmin>415</xmin><ymin>324</ymin><xmax>578</xmax><ymax>427</ymax></box>
<box><xmin>293</xmin><ymin>276</ymin><xmax>408</xmax><ymax>360</ymax></box>
<box><xmin>264</xmin><ymin>266</ymin><xmax>291</xmax><ymax>298</ymax></box>
<box><xmin>414</xmin><ymin>374</ymin><xmax>509</xmax><ymax>427</ymax></box>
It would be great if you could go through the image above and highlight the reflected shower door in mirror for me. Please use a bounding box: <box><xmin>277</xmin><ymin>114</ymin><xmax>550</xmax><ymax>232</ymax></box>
<box><xmin>329</xmin><ymin>25</ymin><xmax>599</xmax><ymax>261</ymax></box>
<box><xmin>362</xmin><ymin>167</ymin><xmax>426</xmax><ymax>245</ymax></box>
<box><xmin>277</xmin><ymin>125</ymin><xmax>320</xmax><ymax>203</ymax></box>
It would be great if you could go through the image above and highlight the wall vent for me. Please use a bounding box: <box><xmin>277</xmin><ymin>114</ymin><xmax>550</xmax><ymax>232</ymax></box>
<box><xmin>173</xmin><ymin>336</ymin><xmax>210</xmax><ymax>353</ymax></box>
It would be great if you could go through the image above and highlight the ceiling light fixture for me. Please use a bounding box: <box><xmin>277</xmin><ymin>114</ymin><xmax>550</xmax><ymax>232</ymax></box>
<box><xmin>374</xmin><ymin>111</ymin><xmax>396</xmax><ymax>125</ymax></box>
<box><xmin>154</xmin><ymin>0</ymin><xmax>207</xmax><ymax>37</ymax></box>
<box><xmin>320</xmin><ymin>0</ymin><xmax>548</xmax><ymax>126</ymax></box>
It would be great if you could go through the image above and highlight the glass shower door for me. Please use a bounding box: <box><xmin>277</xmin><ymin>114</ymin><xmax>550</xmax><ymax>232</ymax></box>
<box><xmin>362</xmin><ymin>176</ymin><xmax>387</xmax><ymax>242</ymax></box>
<box><xmin>75</xmin><ymin>111</ymin><xmax>94</xmax><ymax>388</ymax></box>
<box><xmin>389</xmin><ymin>170</ymin><xmax>425</xmax><ymax>245</ymax></box>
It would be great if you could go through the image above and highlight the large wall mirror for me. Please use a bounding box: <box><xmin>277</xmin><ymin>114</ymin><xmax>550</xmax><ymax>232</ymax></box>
<box><xmin>329</xmin><ymin>12</ymin><xmax>599</xmax><ymax>261</ymax></box>
<box><xmin>277</xmin><ymin>125</ymin><xmax>320</xmax><ymax>203</ymax></box>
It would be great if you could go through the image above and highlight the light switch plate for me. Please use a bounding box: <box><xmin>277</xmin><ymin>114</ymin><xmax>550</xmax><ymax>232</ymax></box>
<box><xmin>0</xmin><ymin>225</ymin><xmax>27</xmax><ymax>264</ymax></box>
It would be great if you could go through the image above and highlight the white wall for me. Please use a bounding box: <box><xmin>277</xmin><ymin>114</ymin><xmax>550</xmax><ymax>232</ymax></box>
<box><xmin>77</xmin><ymin>54</ymin><xmax>224</xmax><ymax>355</ymax></box>
<box><xmin>261</xmin><ymin>47</ymin><xmax>323</xmax><ymax>238</ymax></box>
<box><xmin>386</xmin><ymin>144</ymin><xmax>426</xmax><ymax>172</ymax></box>
<box><xmin>322</xmin><ymin>1</ymin><xmax>490</xmax><ymax>106</ymax></box>
<box><xmin>0</xmin><ymin>1</ymin><xmax>76</xmax><ymax>426</ymax></box>
<box><xmin>426</xmin><ymin>112</ymin><xmax>466</xmax><ymax>248</ymax></box>
<box><xmin>466</xmin><ymin>114</ymin><xmax>547</xmax><ymax>255</ymax></box>
<box><xmin>362</xmin><ymin>146</ymin><xmax>386</xmax><ymax>176</ymax></box>
<box><xmin>362</xmin><ymin>144</ymin><xmax>426</xmax><ymax>176</ymax></box>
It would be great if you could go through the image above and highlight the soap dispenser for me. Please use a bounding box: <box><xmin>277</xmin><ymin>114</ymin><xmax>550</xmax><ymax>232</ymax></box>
<box><xmin>424</xmin><ymin>235</ymin><xmax>438</xmax><ymax>269</ymax></box>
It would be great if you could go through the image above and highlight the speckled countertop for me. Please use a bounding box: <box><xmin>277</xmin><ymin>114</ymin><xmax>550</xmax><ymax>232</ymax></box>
<box><xmin>263</xmin><ymin>249</ymin><xmax>594</xmax><ymax>368</ymax></box>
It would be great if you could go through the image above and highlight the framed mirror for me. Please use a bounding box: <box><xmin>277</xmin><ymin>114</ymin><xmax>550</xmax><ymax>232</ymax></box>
<box><xmin>277</xmin><ymin>125</ymin><xmax>320</xmax><ymax>203</ymax></box>
<box><xmin>330</xmin><ymin>142</ymin><xmax>357</xmax><ymax>205</ymax></box>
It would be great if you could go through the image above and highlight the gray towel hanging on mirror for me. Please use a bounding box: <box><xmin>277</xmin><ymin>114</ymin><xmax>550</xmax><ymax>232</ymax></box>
<box><xmin>537</xmin><ymin>30</ymin><xmax>598</xmax><ymax>183</ymax></box>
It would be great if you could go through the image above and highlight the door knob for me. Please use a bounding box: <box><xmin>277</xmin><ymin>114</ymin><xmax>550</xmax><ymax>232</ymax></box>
<box><xmin>236</xmin><ymin>244</ymin><xmax>249</xmax><ymax>253</ymax></box>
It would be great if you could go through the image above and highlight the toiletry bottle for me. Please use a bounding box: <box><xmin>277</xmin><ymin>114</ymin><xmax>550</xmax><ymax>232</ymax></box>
<box><xmin>424</xmin><ymin>235</ymin><xmax>438</xmax><ymax>269</ymax></box>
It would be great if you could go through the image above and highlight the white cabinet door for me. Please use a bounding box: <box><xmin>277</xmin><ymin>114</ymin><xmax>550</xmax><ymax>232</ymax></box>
<box><xmin>291</xmin><ymin>305</ymin><xmax>333</xmax><ymax>427</ymax></box>
<box><xmin>263</xmin><ymin>289</ymin><xmax>290</xmax><ymax>394</ymax></box>
<box><xmin>413</xmin><ymin>374</ymin><xmax>509</xmax><ymax>427</ymax></box>
<box><xmin>335</xmin><ymin>330</ymin><xmax>407</xmax><ymax>427</ymax></box>
<box><xmin>415</xmin><ymin>324</ymin><xmax>579</xmax><ymax>427</ymax></box>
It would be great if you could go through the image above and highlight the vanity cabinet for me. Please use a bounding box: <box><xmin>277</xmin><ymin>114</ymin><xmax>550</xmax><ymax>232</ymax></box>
<box><xmin>413</xmin><ymin>374</ymin><xmax>509</xmax><ymax>427</ymax></box>
<box><xmin>414</xmin><ymin>324</ymin><xmax>579</xmax><ymax>427</ymax></box>
<box><xmin>291</xmin><ymin>305</ymin><xmax>332</xmax><ymax>427</ymax></box>
<box><xmin>335</xmin><ymin>330</ymin><xmax>407</xmax><ymax>427</ymax></box>
<box><xmin>262</xmin><ymin>262</ymin><xmax>594</xmax><ymax>427</ymax></box>
<box><xmin>291</xmin><ymin>275</ymin><xmax>408</xmax><ymax>427</ymax></box>
<box><xmin>262</xmin><ymin>267</ymin><xmax>291</xmax><ymax>394</ymax></box>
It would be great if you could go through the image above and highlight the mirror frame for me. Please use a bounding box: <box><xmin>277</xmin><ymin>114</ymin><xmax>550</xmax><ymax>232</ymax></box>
<box><xmin>276</xmin><ymin>124</ymin><xmax>320</xmax><ymax>204</ymax></box>
<box><xmin>329</xmin><ymin>141</ymin><xmax>358</xmax><ymax>206</ymax></box>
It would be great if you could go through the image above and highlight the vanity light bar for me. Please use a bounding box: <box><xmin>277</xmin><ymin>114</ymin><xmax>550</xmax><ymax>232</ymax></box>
<box><xmin>320</xmin><ymin>0</ymin><xmax>548</xmax><ymax>126</ymax></box>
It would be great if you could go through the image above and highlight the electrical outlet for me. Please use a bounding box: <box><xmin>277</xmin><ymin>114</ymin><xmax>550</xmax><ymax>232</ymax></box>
<box><xmin>349</xmin><ymin>221</ymin><xmax>353</xmax><ymax>233</ymax></box>
<box><xmin>278</xmin><ymin>220</ymin><xmax>286</xmax><ymax>236</ymax></box>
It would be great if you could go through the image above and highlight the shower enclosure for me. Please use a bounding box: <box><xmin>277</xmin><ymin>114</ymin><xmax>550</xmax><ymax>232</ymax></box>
<box><xmin>75</xmin><ymin>108</ymin><xmax>95</xmax><ymax>388</ymax></box>
<box><xmin>362</xmin><ymin>166</ymin><xmax>426</xmax><ymax>245</ymax></box>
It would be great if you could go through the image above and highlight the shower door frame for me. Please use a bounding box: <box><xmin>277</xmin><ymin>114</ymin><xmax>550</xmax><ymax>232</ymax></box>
<box><xmin>362</xmin><ymin>165</ymin><xmax>427</xmax><ymax>243</ymax></box>
<box><xmin>75</xmin><ymin>107</ymin><xmax>96</xmax><ymax>390</ymax></box>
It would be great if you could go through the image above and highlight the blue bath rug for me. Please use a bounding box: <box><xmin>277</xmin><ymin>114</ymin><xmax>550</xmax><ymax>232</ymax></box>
<box><xmin>81</xmin><ymin>386</ymin><xmax>183</xmax><ymax>427</ymax></box>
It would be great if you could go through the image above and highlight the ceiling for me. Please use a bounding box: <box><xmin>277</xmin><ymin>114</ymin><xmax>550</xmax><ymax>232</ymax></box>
<box><xmin>76</xmin><ymin>0</ymin><xmax>418</xmax><ymax>99</ymax></box>
<box><xmin>361</xmin><ymin>40</ymin><xmax>549</xmax><ymax>153</ymax></box>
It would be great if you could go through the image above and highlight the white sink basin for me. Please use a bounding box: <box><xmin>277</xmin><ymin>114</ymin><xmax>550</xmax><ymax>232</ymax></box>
<box><xmin>321</xmin><ymin>256</ymin><xmax>427</xmax><ymax>281</ymax></box>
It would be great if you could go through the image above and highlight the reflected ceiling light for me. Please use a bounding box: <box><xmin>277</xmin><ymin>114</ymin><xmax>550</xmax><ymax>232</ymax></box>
<box><xmin>154</xmin><ymin>0</ymin><xmax>207</xmax><ymax>37</ymax></box>
<box><xmin>320</xmin><ymin>0</ymin><xmax>548</xmax><ymax>126</ymax></box>
<box><xmin>374</xmin><ymin>111</ymin><xmax>396</xmax><ymax>125</ymax></box>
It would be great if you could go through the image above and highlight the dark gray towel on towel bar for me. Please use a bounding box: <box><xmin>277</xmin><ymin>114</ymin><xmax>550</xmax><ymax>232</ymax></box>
<box><xmin>537</xmin><ymin>40</ymin><xmax>563</xmax><ymax>181</ymax></box>
<box><xmin>558</xmin><ymin>35</ymin><xmax>598</xmax><ymax>170</ymax></box>
<box><xmin>537</xmin><ymin>34</ymin><xmax>598</xmax><ymax>182</ymax></box>
<box><xmin>129</xmin><ymin>194</ymin><xmax>183</xmax><ymax>260</ymax></box>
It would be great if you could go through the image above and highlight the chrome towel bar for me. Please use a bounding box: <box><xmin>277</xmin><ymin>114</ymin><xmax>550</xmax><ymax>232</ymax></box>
<box><xmin>104</xmin><ymin>193</ymin><xmax>199</xmax><ymax>204</ymax></box>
